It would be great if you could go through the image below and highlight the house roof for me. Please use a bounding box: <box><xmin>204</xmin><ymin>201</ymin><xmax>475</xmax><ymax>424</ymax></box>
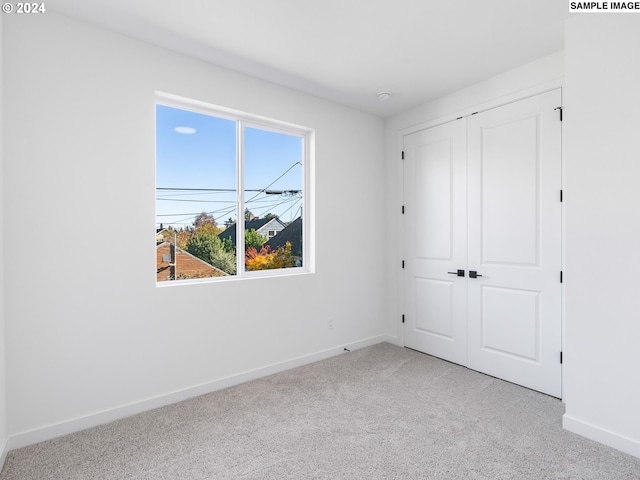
<box><xmin>218</xmin><ymin>218</ymin><xmax>286</xmax><ymax>245</ymax></box>
<box><xmin>264</xmin><ymin>217</ymin><xmax>302</xmax><ymax>258</ymax></box>
<box><xmin>156</xmin><ymin>242</ymin><xmax>227</xmax><ymax>281</ymax></box>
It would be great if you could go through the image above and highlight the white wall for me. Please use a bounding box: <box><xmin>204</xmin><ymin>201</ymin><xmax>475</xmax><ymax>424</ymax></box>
<box><xmin>0</xmin><ymin>12</ymin><xmax>9</xmax><ymax>466</ymax></box>
<box><xmin>563</xmin><ymin>14</ymin><xmax>640</xmax><ymax>458</ymax></box>
<box><xmin>3</xmin><ymin>12</ymin><xmax>388</xmax><ymax>447</ymax></box>
<box><xmin>383</xmin><ymin>52</ymin><xmax>565</xmax><ymax>343</ymax></box>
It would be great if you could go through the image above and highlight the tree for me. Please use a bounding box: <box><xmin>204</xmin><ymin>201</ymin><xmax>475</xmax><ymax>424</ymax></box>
<box><xmin>245</xmin><ymin>208</ymin><xmax>257</xmax><ymax>221</ymax></box>
<box><xmin>193</xmin><ymin>212</ymin><xmax>221</xmax><ymax>236</ymax></box>
<box><xmin>157</xmin><ymin>226</ymin><xmax>192</xmax><ymax>250</ymax></box>
<box><xmin>175</xmin><ymin>230</ymin><xmax>192</xmax><ymax>250</ymax></box>
<box><xmin>185</xmin><ymin>231</ymin><xmax>236</xmax><ymax>275</ymax></box>
<box><xmin>245</xmin><ymin>229</ymin><xmax>266</xmax><ymax>251</ymax></box>
<box><xmin>221</xmin><ymin>236</ymin><xmax>235</xmax><ymax>254</ymax></box>
<box><xmin>194</xmin><ymin>211</ymin><xmax>217</xmax><ymax>228</ymax></box>
<box><xmin>245</xmin><ymin>242</ymin><xmax>296</xmax><ymax>271</ymax></box>
<box><xmin>264</xmin><ymin>213</ymin><xmax>279</xmax><ymax>220</ymax></box>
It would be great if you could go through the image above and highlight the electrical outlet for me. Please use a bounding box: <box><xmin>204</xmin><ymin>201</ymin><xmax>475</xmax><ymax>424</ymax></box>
<box><xmin>328</xmin><ymin>317</ymin><xmax>334</xmax><ymax>330</ymax></box>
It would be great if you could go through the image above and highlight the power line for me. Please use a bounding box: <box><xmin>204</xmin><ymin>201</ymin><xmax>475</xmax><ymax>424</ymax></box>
<box><xmin>157</xmin><ymin>187</ymin><xmax>235</xmax><ymax>191</ymax></box>
<box><xmin>156</xmin><ymin>161</ymin><xmax>303</xmax><ymax>227</ymax></box>
<box><xmin>156</xmin><ymin>191</ymin><xmax>234</xmax><ymax>198</ymax></box>
<box><xmin>244</xmin><ymin>161</ymin><xmax>302</xmax><ymax>205</ymax></box>
<box><xmin>157</xmin><ymin>199</ymin><xmax>235</xmax><ymax>203</ymax></box>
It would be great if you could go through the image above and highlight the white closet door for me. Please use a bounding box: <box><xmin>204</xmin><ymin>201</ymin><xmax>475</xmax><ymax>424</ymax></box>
<box><xmin>403</xmin><ymin>120</ymin><xmax>468</xmax><ymax>365</ymax></box>
<box><xmin>403</xmin><ymin>89</ymin><xmax>562</xmax><ymax>397</ymax></box>
<box><xmin>466</xmin><ymin>90</ymin><xmax>562</xmax><ymax>397</ymax></box>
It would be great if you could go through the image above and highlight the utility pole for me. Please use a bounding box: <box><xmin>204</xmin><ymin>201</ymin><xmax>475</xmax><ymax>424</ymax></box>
<box><xmin>169</xmin><ymin>229</ymin><xmax>177</xmax><ymax>280</ymax></box>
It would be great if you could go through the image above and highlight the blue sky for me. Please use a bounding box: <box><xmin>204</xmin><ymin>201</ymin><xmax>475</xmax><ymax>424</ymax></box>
<box><xmin>156</xmin><ymin>105</ymin><xmax>303</xmax><ymax>230</ymax></box>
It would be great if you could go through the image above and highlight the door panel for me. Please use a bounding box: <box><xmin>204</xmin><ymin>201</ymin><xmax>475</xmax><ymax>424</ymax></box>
<box><xmin>415</xmin><ymin>278</ymin><xmax>454</xmax><ymax>338</ymax></box>
<box><xmin>480</xmin><ymin>115</ymin><xmax>539</xmax><ymax>266</ymax></box>
<box><xmin>415</xmin><ymin>140</ymin><xmax>453</xmax><ymax>260</ymax></box>
<box><xmin>480</xmin><ymin>286</ymin><xmax>540</xmax><ymax>361</ymax></box>
<box><xmin>467</xmin><ymin>90</ymin><xmax>562</xmax><ymax>397</ymax></box>
<box><xmin>403</xmin><ymin>120</ymin><xmax>467</xmax><ymax>365</ymax></box>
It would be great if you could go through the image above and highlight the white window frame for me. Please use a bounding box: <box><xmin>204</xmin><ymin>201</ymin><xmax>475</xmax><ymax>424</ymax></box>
<box><xmin>155</xmin><ymin>92</ymin><xmax>315</xmax><ymax>285</ymax></box>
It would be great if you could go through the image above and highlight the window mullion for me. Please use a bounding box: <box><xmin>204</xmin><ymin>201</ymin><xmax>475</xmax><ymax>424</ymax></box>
<box><xmin>236</xmin><ymin>120</ymin><xmax>245</xmax><ymax>276</ymax></box>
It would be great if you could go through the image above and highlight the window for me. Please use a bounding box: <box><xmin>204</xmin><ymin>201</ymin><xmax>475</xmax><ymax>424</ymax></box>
<box><xmin>155</xmin><ymin>93</ymin><xmax>313</xmax><ymax>283</ymax></box>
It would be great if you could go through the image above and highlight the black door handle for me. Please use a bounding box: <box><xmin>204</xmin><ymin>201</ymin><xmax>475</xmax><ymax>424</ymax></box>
<box><xmin>469</xmin><ymin>271</ymin><xmax>483</xmax><ymax>278</ymax></box>
<box><xmin>447</xmin><ymin>269</ymin><xmax>465</xmax><ymax>277</ymax></box>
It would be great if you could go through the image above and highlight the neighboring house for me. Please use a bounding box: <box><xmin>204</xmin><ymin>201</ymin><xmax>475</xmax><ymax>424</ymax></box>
<box><xmin>218</xmin><ymin>217</ymin><xmax>286</xmax><ymax>246</ymax></box>
<box><xmin>264</xmin><ymin>217</ymin><xmax>302</xmax><ymax>259</ymax></box>
<box><xmin>156</xmin><ymin>242</ymin><xmax>227</xmax><ymax>281</ymax></box>
<box><xmin>156</xmin><ymin>228</ymin><xmax>172</xmax><ymax>243</ymax></box>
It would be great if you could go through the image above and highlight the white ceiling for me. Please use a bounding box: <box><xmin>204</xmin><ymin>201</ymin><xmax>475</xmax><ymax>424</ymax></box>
<box><xmin>49</xmin><ymin>0</ymin><xmax>571</xmax><ymax>118</ymax></box>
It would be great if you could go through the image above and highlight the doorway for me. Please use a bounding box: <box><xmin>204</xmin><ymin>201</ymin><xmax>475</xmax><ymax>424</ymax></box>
<box><xmin>403</xmin><ymin>89</ymin><xmax>562</xmax><ymax>397</ymax></box>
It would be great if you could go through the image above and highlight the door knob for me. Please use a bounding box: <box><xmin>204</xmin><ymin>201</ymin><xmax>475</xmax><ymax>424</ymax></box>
<box><xmin>447</xmin><ymin>269</ymin><xmax>465</xmax><ymax>277</ymax></box>
<box><xmin>469</xmin><ymin>271</ymin><xmax>483</xmax><ymax>278</ymax></box>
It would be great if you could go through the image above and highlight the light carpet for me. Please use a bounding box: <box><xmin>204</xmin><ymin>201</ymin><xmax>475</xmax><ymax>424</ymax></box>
<box><xmin>2</xmin><ymin>343</ymin><xmax>640</xmax><ymax>479</ymax></box>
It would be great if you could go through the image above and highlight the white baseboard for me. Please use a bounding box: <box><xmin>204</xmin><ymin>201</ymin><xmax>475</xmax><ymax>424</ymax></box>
<box><xmin>0</xmin><ymin>436</ymin><xmax>8</xmax><ymax>473</ymax></box>
<box><xmin>8</xmin><ymin>335</ymin><xmax>394</xmax><ymax>451</ymax></box>
<box><xmin>563</xmin><ymin>414</ymin><xmax>640</xmax><ymax>459</ymax></box>
<box><xmin>383</xmin><ymin>335</ymin><xmax>402</xmax><ymax>347</ymax></box>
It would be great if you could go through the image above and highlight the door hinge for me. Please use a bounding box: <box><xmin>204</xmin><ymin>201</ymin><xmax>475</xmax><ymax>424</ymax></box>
<box><xmin>555</xmin><ymin>106</ymin><xmax>563</xmax><ymax>121</ymax></box>
<box><xmin>402</xmin><ymin>205</ymin><xmax>405</xmax><ymax>214</ymax></box>
<box><xmin>401</xmin><ymin>151</ymin><xmax>405</xmax><ymax>160</ymax></box>
<box><xmin>402</xmin><ymin>260</ymin><xmax>405</xmax><ymax>269</ymax></box>
<box><xmin>560</xmin><ymin>351</ymin><xmax>563</xmax><ymax>364</ymax></box>
<box><xmin>560</xmin><ymin>190</ymin><xmax>563</xmax><ymax>202</ymax></box>
<box><xmin>560</xmin><ymin>271</ymin><xmax>563</xmax><ymax>283</ymax></box>
<box><xmin>402</xmin><ymin>314</ymin><xmax>405</xmax><ymax>324</ymax></box>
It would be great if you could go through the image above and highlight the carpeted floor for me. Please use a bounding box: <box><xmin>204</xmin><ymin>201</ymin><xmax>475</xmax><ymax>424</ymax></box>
<box><xmin>2</xmin><ymin>343</ymin><xmax>640</xmax><ymax>479</ymax></box>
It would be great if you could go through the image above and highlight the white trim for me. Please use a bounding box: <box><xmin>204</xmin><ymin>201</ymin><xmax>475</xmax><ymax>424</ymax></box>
<box><xmin>7</xmin><ymin>335</ymin><xmax>394</xmax><ymax>451</ymax></box>
<box><xmin>237</xmin><ymin>118</ymin><xmax>245</xmax><ymax>276</ymax></box>
<box><xmin>397</xmin><ymin>133</ymin><xmax>405</xmax><ymax>347</ymax></box>
<box><xmin>563</xmin><ymin>414</ymin><xmax>640</xmax><ymax>459</ymax></box>
<box><xmin>559</xmin><ymin>86</ymin><xmax>566</xmax><ymax>402</ymax></box>
<box><xmin>383</xmin><ymin>335</ymin><xmax>402</xmax><ymax>348</ymax></box>
<box><xmin>303</xmin><ymin>131</ymin><xmax>315</xmax><ymax>273</ymax></box>
<box><xmin>0</xmin><ymin>437</ymin><xmax>8</xmax><ymax>473</ymax></box>
<box><xmin>397</xmin><ymin>79</ymin><xmax>563</xmax><ymax>139</ymax></box>
<box><xmin>155</xmin><ymin>92</ymin><xmax>313</xmax><ymax>135</ymax></box>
